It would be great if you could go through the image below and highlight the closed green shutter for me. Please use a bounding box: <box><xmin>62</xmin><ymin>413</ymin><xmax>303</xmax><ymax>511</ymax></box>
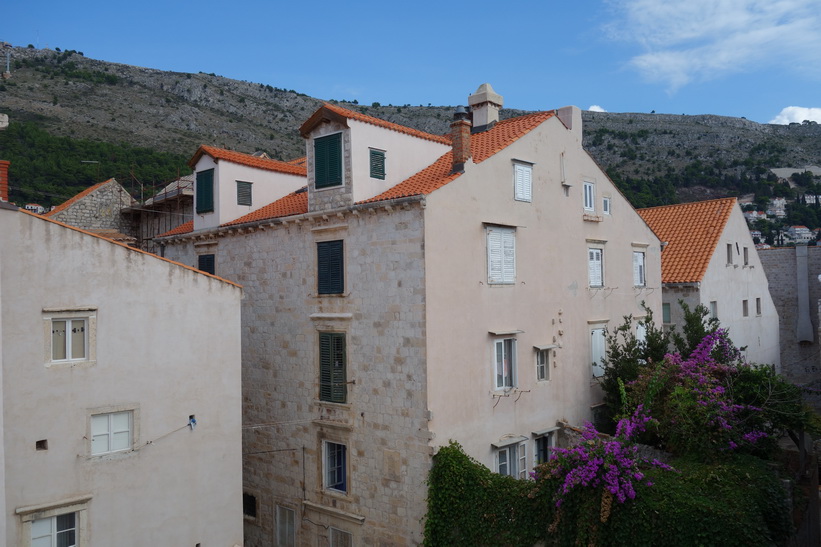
<box><xmin>370</xmin><ymin>149</ymin><xmax>385</xmax><ymax>180</ymax></box>
<box><xmin>196</xmin><ymin>169</ymin><xmax>214</xmax><ymax>214</ymax></box>
<box><xmin>317</xmin><ymin>240</ymin><xmax>344</xmax><ymax>294</ymax></box>
<box><xmin>198</xmin><ymin>254</ymin><xmax>215</xmax><ymax>275</ymax></box>
<box><xmin>319</xmin><ymin>332</ymin><xmax>346</xmax><ymax>403</ymax></box>
<box><xmin>237</xmin><ymin>181</ymin><xmax>252</xmax><ymax>206</ymax></box>
<box><xmin>315</xmin><ymin>133</ymin><xmax>342</xmax><ymax>188</ymax></box>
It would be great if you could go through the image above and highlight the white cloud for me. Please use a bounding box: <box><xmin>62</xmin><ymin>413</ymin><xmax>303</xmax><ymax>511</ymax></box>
<box><xmin>606</xmin><ymin>0</ymin><xmax>821</xmax><ymax>91</ymax></box>
<box><xmin>588</xmin><ymin>105</ymin><xmax>607</xmax><ymax>112</ymax></box>
<box><xmin>769</xmin><ymin>106</ymin><xmax>821</xmax><ymax>124</ymax></box>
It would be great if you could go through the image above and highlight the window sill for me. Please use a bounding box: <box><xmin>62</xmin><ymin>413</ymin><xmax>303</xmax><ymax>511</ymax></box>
<box><xmin>583</xmin><ymin>213</ymin><xmax>602</xmax><ymax>222</ymax></box>
<box><xmin>46</xmin><ymin>359</ymin><xmax>96</xmax><ymax>369</ymax></box>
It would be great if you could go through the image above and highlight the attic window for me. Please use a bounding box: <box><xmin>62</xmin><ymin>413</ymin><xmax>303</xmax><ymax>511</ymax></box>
<box><xmin>315</xmin><ymin>133</ymin><xmax>343</xmax><ymax>189</ymax></box>
<box><xmin>237</xmin><ymin>181</ymin><xmax>252</xmax><ymax>206</ymax></box>
<box><xmin>369</xmin><ymin>149</ymin><xmax>385</xmax><ymax>180</ymax></box>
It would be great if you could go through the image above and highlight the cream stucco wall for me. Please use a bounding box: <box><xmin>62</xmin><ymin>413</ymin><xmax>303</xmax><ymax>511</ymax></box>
<box><xmin>697</xmin><ymin>205</ymin><xmax>780</xmax><ymax>366</ymax></box>
<box><xmin>423</xmin><ymin>109</ymin><xmax>662</xmax><ymax>468</ymax></box>
<box><xmin>0</xmin><ymin>208</ymin><xmax>243</xmax><ymax>546</ymax></box>
<box><xmin>193</xmin><ymin>155</ymin><xmax>305</xmax><ymax>231</ymax></box>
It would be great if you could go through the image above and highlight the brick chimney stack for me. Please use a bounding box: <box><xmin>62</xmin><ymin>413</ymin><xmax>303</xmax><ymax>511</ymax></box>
<box><xmin>0</xmin><ymin>160</ymin><xmax>9</xmax><ymax>202</ymax></box>
<box><xmin>468</xmin><ymin>83</ymin><xmax>503</xmax><ymax>131</ymax></box>
<box><xmin>451</xmin><ymin>106</ymin><xmax>471</xmax><ymax>174</ymax></box>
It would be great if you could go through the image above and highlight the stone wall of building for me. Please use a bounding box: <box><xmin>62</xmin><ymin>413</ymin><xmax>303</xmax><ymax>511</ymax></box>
<box><xmin>163</xmin><ymin>203</ymin><xmax>431</xmax><ymax>546</ymax></box>
<box><xmin>48</xmin><ymin>180</ymin><xmax>137</xmax><ymax>234</ymax></box>
<box><xmin>759</xmin><ymin>246</ymin><xmax>821</xmax><ymax>409</ymax></box>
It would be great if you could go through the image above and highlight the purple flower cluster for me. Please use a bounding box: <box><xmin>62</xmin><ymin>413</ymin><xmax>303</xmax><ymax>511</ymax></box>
<box><xmin>542</xmin><ymin>406</ymin><xmax>671</xmax><ymax>507</ymax></box>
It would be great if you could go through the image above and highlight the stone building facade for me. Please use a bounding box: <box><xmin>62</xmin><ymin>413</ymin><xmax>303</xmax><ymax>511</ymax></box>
<box><xmin>44</xmin><ymin>178</ymin><xmax>137</xmax><ymax>236</ymax></box>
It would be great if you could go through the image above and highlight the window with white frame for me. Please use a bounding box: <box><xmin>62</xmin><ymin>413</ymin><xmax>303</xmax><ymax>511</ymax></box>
<box><xmin>710</xmin><ymin>301</ymin><xmax>718</xmax><ymax>320</ymax></box>
<box><xmin>662</xmin><ymin>303</ymin><xmax>672</xmax><ymax>324</ymax></box>
<box><xmin>275</xmin><ymin>505</ymin><xmax>296</xmax><ymax>547</ymax></box>
<box><xmin>324</xmin><ymin>441</ymin><xmax>347</xmax><ymax>493</ymax></box>
<box><xmin>591</xmin><ymin>327</ymin><xmax>606</xmax><ymax>377</ymax></box>
<box><xmin>513</xmin><ymin>162</ymin><xmax>532</xmax><ymax>202</ymax></box>
<box><xmin>588</xmin><ymin>248</ymin><xmax>604</xmax><ymax>288</ymax></box>
<box><xmin>583</xmin><ymin>181</ymin><xmax>595</xmax><ymax>211</ymax></box>
<box><xmin>602</xmin><ymin>196</ymin><xmax>612</xmax><ymax>215</ymax></box>
<box><xmin>633</xmin><ymin>251</ymin><xmax>646</xmax><ymax>287</ymax></box>
<box><xmin>31</xmin><ymin>512</ymin><xmax>76</xmax><ymax>547</ymax></box>
<box><xmin>494</xmin><ymin>338</ymin><xmax>517</xmax><ymax>389</ymax></box>
<box><xmin>636</xmin><ymin>320</ymin><xmax>647</xmax><ymax>343</ymax></box>
<box><xmin>535</xmin><ymin>346</ymin><xmax>551</xmax><ymax>381</ymax></box>
<box><xmin>487</xmin><ymin>225</ymin><xmax>516</xmax><ymax>285</ymax></box>
<box><xmin>44</xmin><ymin>308</ymin><xmax>96</xmax><ymax>366</ymax></box>
<box><xmin>330</xmin><ymin>527</ymin><xmax>353</xmax><ymax>547</ymax></box>
<box><xmin>534</xmin><ymin>433</ymin><xmax>554</xmax><ymax>465</ymax></box>
<box><xmin>91</xmin><ymin>410</ymin><xmax>133</xmax><ymax>455</ymax></box>
<box><xmin>495</xmin><ymin>441</ymin><xmax>528</xmax><ymax>479</ymax></box>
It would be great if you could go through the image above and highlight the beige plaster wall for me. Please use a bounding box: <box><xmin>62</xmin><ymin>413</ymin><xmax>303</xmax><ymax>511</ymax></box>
<box><xmin>0</xmin><ymin>209</ymin><xmax>243</xmax><ymax>546</ymax></box>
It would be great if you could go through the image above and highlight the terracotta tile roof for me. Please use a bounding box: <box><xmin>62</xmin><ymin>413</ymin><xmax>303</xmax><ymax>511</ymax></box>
<box><xmin>189</xmin><ymin>145</ymin><xmax>307</xmax><ymax>176</ymax></box>
<box><xmin>223</xmin><ymin>189</ymin><xmax>308</xmax><ymax>227</ymax></box>
<box><xmin>362</xmin><ymin>111</ymin><xmax>555</xmax><ymax>204</ymax></box>
<box><xmin>158</xmin><ymin>220</ymin><xmax>193</xmax><ymax>237</ymax></box>
<box><xmin>287</xmin><ymin>157</ymin><xmax>307</xmax><ymax>166</ymax></box>
<box><xmin>45</xmin><ymin>178</ymin><xmax>124</xmax><ymax>217</ymax></box>
<box><xmin>637</xmin><ymin>198</ymin><xmax>737</xmax><ymax>283</ymax></box>
<box><xmin>300</xmin><ymin>103</ymin><xmax>451</xmax><ymax>145</ymax></box>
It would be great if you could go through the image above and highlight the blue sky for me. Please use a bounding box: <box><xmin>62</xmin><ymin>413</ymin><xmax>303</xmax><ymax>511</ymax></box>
<box><xmin>4</xmin><ymin>0</ymin><xmax>821</xmax><ymax>124</ymax></box>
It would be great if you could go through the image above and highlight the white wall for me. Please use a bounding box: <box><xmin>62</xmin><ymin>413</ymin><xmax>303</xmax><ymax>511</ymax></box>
<box><xmin>0</xmin><ymin>209</ymin><xmax>243</xmax><ymax>546</ymax></box>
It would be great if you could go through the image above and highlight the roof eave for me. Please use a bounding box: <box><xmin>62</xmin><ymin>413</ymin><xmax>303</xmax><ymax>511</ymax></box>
<box><xmin>299</xmin><ymin>106</ymin><xmax>350</xmax><ymax>138</ymax></box>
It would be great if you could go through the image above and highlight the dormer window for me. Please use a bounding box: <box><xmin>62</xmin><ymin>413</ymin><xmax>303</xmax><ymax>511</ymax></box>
<box><xmin>196</xmin><ymin>169</ymin><xmax>214</xmax><ymax>214</ymax></box>
<box><xmin>369</xmin><ymin>149</ymin><xmax>386</xmax><ymax>180</ymax></box>
<box><xmin>315</xmin><ymin>133</ymin><xmax>343</xmax><ymax>189</ymax></box>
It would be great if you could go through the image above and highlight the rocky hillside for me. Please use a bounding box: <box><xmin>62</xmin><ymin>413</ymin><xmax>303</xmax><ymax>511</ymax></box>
<box><xmin>2</xmin><ymin>46</ymin><xmax>820</xmax><ymax>205</ymax></box>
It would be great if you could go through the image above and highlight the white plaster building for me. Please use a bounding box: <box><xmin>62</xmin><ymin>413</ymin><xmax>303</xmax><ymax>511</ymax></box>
<box><xmin>638</xmin><ymin>198</ymin><xmax>781</xmax><ymax>367</ymax></box>
<box><xmin>0</xmin><ymin>203</ymin><xmax>243</xmax><ymax>546</ymax></box>
<box><xmin>159</xmin><ymin>84</ymin><xmax>662</xmax><ymax>546</ymax></box>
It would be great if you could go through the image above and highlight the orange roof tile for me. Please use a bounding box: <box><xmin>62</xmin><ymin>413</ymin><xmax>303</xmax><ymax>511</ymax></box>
<box><xmin>287</xmin><ymin>156</ymin><xmax>307</xmax><ymax>166</ymax></box>
<box><xmin>223</xmin><ymin>189</ymin><xmax>308</xmax><ymax>226</ymax></box>
<box><xmin>362</xmin><ymin>111</ymin><xmax>555</xmax><ymax>204</ymax></box>
<box><xmin>637</xmin><ymin>198</ymin><xmax>737</xmax><ymax>283</ymax></box>
<box><xmin>189</xmin><ymin>145</ymin><xmax>308</xmax><ymax>176</ymax></box>
<box><xmin>158</xmin><ymin>220</ymin><xmax>193</xmax><ymax>237</ymax></box>
<box><xmin>45</xmin><ymin>178</ymin><xmax>125</xmax><ymax>217</ymax></box>
<box><xmin>300</xmin><ymin>103</ymin><xmax>451</xmax><ymax>145</ymax></box>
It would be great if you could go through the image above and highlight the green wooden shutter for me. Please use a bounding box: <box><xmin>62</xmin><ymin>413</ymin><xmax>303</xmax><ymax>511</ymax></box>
<box><xmin>319</xmin><ymin>332</ymin><xmax>346</xmax><ymax>403</ymax></box>
<box><xmin>198</xmin><ymin>254</ymin><xmax>215</xmax><ymax>275</ymax></box>
<box><xmin>237</xmin><ymin>181</ymin><xmax>252</xmax><ymax>206</ymax></box>
<box><xmin>315</xmin><ymin>133</ymin><xmax>342</xmax><ymax>188</ymax></box>
<box><xmin>317</xmin><ymin>240</ymin><xmax>344</xmax><ymax>294</ymax></box>
<box><xmin>370</xmin><ymin>149</ymin><xmax>385</xmax><ymax>180</ymax></box>
<box><xmin>196</xmin><ymin>169</ymin><xmax>214</xmax><ymax>214</ymax></box>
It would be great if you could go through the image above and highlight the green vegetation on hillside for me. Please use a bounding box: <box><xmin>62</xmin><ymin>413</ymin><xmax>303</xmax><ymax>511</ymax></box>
<box><xmin>0</xmin><ymin>122</ymin><xmax>190</xmax><ymax>206</ymax></box>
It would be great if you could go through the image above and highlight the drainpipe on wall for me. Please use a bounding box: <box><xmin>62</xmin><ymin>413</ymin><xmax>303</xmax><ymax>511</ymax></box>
<box><xmin>796</xmin><ymin>244</ymin><xmax>814</xmax><ymax>343</ymax></box>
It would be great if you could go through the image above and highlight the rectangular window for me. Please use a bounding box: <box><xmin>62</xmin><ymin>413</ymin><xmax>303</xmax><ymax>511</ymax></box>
<box><xmin>319</xmin><ymin>332</ymin><xmax>347</xmax><ymax>403</ymax></box>
<box><xmin>743</xmin><ymin>299</ymin><xmax>749</xmax><ymax>317</ymax></box>
<box><xmin>275</xmin><ymin>506</ymin><xmax>296</xmax><ymax>547</ymax></box>
<box><xmin>535</xmin><ymin>433</ymin><xmax>553</xmax><ymax>465</ymax></box>
<box><xmin>317</xmin><ymin>240</ymin><xmax>344</xmax><ymax>295</ymax></box>
<box><xmin>633</xmin><ymin>251</ymin><xmax>646</xmax><ymax>287</ymax></box>
<box><xmin>243</xmin><ymin>493</ymin><xmax>257</xmax><ymax>519</ymax></box>
<box><xmin>726</xmin><ymin>243</ymin><xmax>733</xmax><ymax>265</ymax></box>
<box><xmin>710</xmin><ymin>301</ymin><xmax>718</xmax><ymax>319</ymax></box>
<box><xmin>487</xmin><ymin>226</ymin><xmax>516</xmax><ymax>285</ymax></box>
<box><xmin>369</xmin><ymin>149</ymin><xmax>385</xmax><ymax>180</ymax></box>
<box><xmin>31</xmin><ymin>512</ymin><xmax>76</xmax><ymax>547</ymax></box>
<box><xmin>743</xmin><ymin>246</ymin><xmax>749</xmax><ymax>266</ymax></box>
<box><xmin>588</xmin><ymin>248</ymin><xmax>603</xmax><ymax>288</ymax></box>
<box><xmin>91</xmin><ymin>411</ymin><xmax>132</xmax><ymax>455</ymax></box>
<box><xmin>198</xmin><ymin>254</ymin><xmax>215</xmax><ymax>275</ymax></box>
<box><xmin>237</xmin><ymin>181</ymin><xmax>252</xmax><ymax>206</ymax></box>
<box><xmin>602</xmin><ymin>196</ymin><xmax>612</xmax><ymax>215</ymax></box>
<box><xmin>662</xmin><ymin>303</ymin><xmax>671</xmax><ymax>324</ymax></box>
<box><xmin>536</xmin><ymin>348</ymin><xmax>549</xmax><ymax>381</ymax></box>
<box><xmin>324</xmin><ymin>441</ymin><xmax>347</xmax><ymax>493</ymax></box>
<box><xmin>330</xmin><ymin>528</ymin><xmax>353</xmax><ymax>547</ymax></box>
<box><xmin>315</xmin><ymin>133</ymin><xmax>343</xmax><ymax>188</ymax></box>
<box><xmin>583</xmin><ymin>181</ymin><xmax>595</xmax><ymax>211</ymax></box>
<box><xmin>494</xmin><ymin>338</ymin><xmax>516</xmax><ymax>389</ymax></box>
<box><xmin>514</xmin><ymin>163</ymin><xmax>532</xmax><ymax>202</ymax></box>
<box><xmin>591</xmin><ymin>327</ymin><xmax>606</xmax><ymax>377</ymax></box>
<box><xmin>51</xmin><ymin>318</ymin><xmax>86</xmax><ymax>361</ymax></box>
<box><xmin>196</xmin><ymin>168</ymin><xmax>214</xmax><ymax>214</ymax></box>
<box><xmin>495</xmin><ymin>441</ymin><xmax>528</xmax><ymax>479</ymax></box>
<box><xmin>636</xmin><ymin>320</ymin><xmax>647</xmax><ymax>343</ymax></box>
<box><xmin>756</xmin><ymin>297</ymin><xmax>762</xmax><ymax>315</ymax></box>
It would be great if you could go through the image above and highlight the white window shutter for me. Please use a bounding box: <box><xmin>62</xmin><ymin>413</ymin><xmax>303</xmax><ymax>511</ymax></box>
<box><xmin>514</xmin><ymin>164</ymin><xmax>532</xmax><ymax>202</ymax></box>
<box><xmin>588</xmin><ymin>249</ymin><xmax>602</xmax><ymax>287</ymax></box>
<box><xmin>591</xmin><ymin>328</ymin><xmax>606</xmax><ymax>377</ymax></box>
<box><xmin>487</xmin><ymin>229</ymin><xmax>503</xmax><ymax>283</ymax></box>
<box><xmin>518</xmin><ymin>441</ymin><xmax>528</xmax><ymax>479</ymax></box>
<box><xmin>502</xmin><ymin>229</ymin><xmax>516</xmax><ymax>283</ymax></box>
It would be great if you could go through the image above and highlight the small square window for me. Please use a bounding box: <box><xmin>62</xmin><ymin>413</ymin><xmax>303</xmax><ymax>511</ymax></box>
<box><xmin>51</xmin><ymin>318</ymin><xmax>86</xmax><ymax>361</ymax></box>
<box><xmin>237</xmin><ymin>181</ymin><xmax>252</xmax><ymax>206</ymax></box>
<box><xmin>198</xmin><ymin>254</ymin><xmax>215</xmax><ymax>275</ymax></box>
<box><xmin>91</xmin><ymin>411</ymin><xmax>133</xmax><ymax>455</ymax></box>
<box><xmin>494</xmin><ymin>338</ymin><xmax>516</xmax><ymax>389</ymax></box>
<box><xmin>369</xmin><ymin>149</ymin><xmax>385</xmax><ymax>180</ymax></box>
<box><xmin>513</xmin><ymin>163</ymin><xmax>532</xmax><ymax>202</ymax></box>
<box><xmin>324</xmin><ymin>441</ymin><xmax>347</xmax><ymax>493</ymax></box>
<box><xmin>36</xmin><ymin>439</ymin><xmax>48</xmax><ymax>451</ymax></box>
<box><xmin>317</xmin><ymin>240</ymin><xmax>344</xmax><ymax>295</ymax></box>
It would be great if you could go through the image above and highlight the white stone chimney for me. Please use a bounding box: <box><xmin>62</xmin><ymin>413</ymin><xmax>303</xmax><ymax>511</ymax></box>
<box><xmin>468</xmin><ymin>83</ymin><xmax>503</xmax><ymax>130</ymax></box>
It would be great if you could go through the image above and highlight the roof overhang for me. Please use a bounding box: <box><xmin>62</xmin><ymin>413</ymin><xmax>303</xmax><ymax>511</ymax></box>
<box><xmin>299</xmin><ymin>105</ymin><xmax>350</xmax><ymax>138</ymax></box>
